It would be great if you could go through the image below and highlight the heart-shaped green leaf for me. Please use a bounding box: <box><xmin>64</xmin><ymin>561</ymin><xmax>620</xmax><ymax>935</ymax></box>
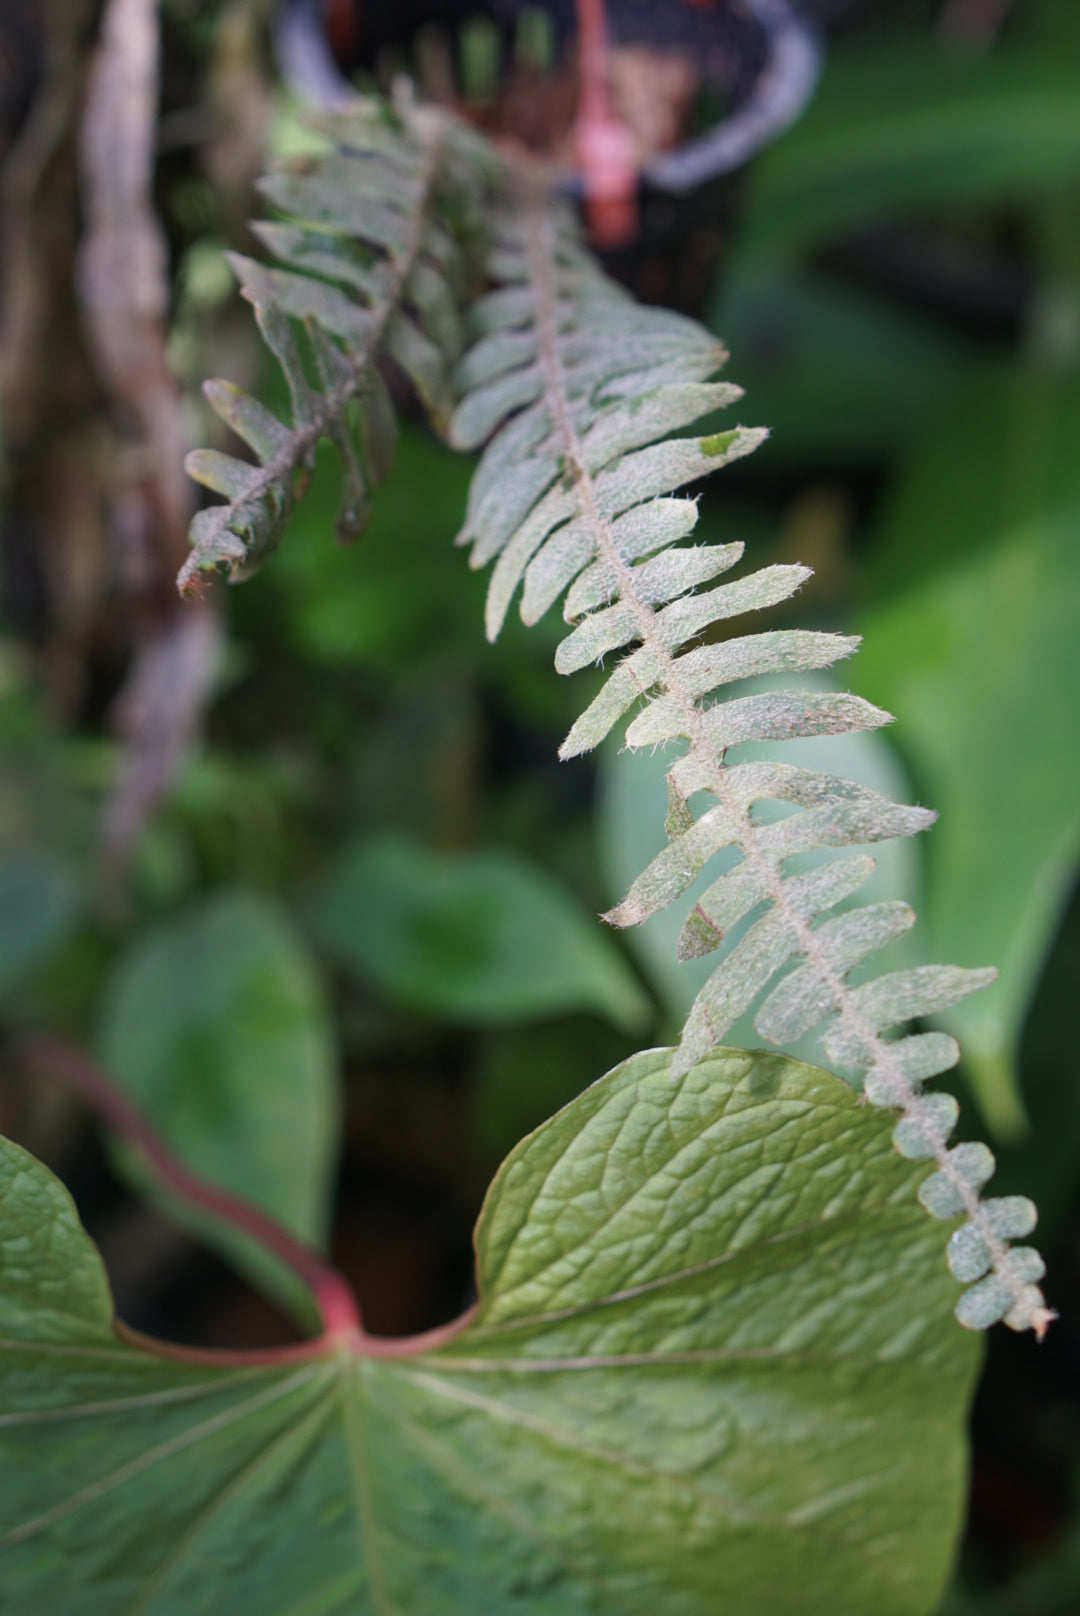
<box><xmin>0</xmin><ymin>1047</ymin><xmax>979</xmax><ymax>1614</ymax></box>
<box><xmin>308</xmin><ymin>834</ymin><xmax>651</xmax><ymax>1033</ymax></box>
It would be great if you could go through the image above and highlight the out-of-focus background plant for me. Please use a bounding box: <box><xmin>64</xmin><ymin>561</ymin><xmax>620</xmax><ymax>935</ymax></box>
<box><xmin>0</xmin><ymin>1</ymin><xmax>1078</xmax><ymax>1607</ymax></box>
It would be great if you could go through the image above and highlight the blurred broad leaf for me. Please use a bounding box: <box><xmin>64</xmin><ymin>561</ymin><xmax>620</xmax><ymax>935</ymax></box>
<box><xmin>1025</xmin><ymin>0</ymin><xmax>1080</xmax><ymax>53</ymax></box>
<box><xmin>711</xmin><ymin>266</ymin><xmax>968</xmax><ymax>463</ymax></box>
<box><xmin>866</xmin><ymin>367</ymin><xmax>1080</xmax><ymax>598</ymax></box>
<box><xmin>0</xmin><ymin>852</ymin><xmax>80</xmax><ymax>1004</ymax></box>
<box><xmin>256</xmin><ymin>428</ymin><xmax>480</xmax><ymax>677</ymax></box>
<box><xmin>237</xmin><ymin>423</ymin><xmax>573</xmax><ymax>729</ymax></box>
<box><xmin>987</xmin><ymin>885</ymin><xmax>1080</xmax><ymax>1238</ymax></box>
<box><xmin>0</xmin><ymin>1045</ymin><xmax>979</xmax><ymax>1613</ymax></box>
<box><xmin>859</xmin><ymin>498</ymin><xmax>1080</xmax><ymax>1141</ymax></box>
<box><xmin>741</xmin><ymin>44</ymin><xmax>1080</xmax><ymax>261</ymax></box>
<box><xmin>97</xmin><ymin>892</ymin><xmax>340</xmax><ymax>1322</ymax></box>
<box><xmin>308</xmin><ymin>833</ymin><xmax>651</xmax><ymax>1032</ymax></box>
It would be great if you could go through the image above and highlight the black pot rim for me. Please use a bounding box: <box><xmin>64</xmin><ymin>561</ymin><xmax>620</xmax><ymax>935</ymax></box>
<box><xmin>275</xmin><ymin>0</ymin><xmax>822</xmax><ymax>196</ymax></box>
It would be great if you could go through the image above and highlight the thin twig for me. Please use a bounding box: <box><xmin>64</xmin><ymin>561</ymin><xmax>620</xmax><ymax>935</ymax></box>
<box><xmin>77</xmin><ymin>0</ymin><xmax>224</xmax><ymax>885</ymax></box>
<box><xmin>78</xmin><ymin>0</ymin><xmax>192</xmax><ymax>587</ymax></box>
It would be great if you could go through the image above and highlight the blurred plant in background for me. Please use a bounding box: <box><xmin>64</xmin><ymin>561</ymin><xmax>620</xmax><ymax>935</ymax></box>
<box><xmin>0</xmin><ymin>0</ymin><xmax>1079</xmax><ymax>1609</ymax></box>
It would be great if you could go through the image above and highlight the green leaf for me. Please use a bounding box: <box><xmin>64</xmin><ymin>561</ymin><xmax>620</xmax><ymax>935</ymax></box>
<box><xmin>97</xmin><ymin>892</ymin><xmax>340</xmax><ymax>1322</ymax></box>
<box><xmin>0</xmin><ymin>1046</ymin><xmax>979</xmax><ymax>1613</ymax></box>
<box><xmin>256</xmin><ymin>425</ymin><xmax>479</xmax><ymax>675</ymax></box>
<box><xmin>307</xmin><ymin>833</ymin><xmax>651</xmax><ymax>1032</ymax></box>
<box><xmin>865</xmin><ymin>366</ymin><xmax>1080</xmax><ymax>600</ymax></box>
<box><xmin>0</xmin><ymin>852</ymin><xmax>80</xmax><ymax>1004</ymax></box>
<box><xmin>858</xmin><ymin>507</ymin><xmax>1080</xmax><ymax>1141</ymax></box>
<box><xmin>740</xmin><ymin>43</ymin><xmax>1080</xmax><ymax>261</ymax></box>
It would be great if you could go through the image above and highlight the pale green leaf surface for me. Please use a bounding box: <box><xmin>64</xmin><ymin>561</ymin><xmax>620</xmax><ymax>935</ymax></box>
<box><xmin>0</xmin><ymin>1047</ymin><xmax>978</xmax><ymax>1613</ymax></box>
<box><xmin>307</xmin><ymin>834</ymin><xmax>650</xmax><ymax>1032</ymax></box>
<box><xmin>97</xmin><ymin>892</ymin><xmax>340</xmax><ymax>1321</ymax></box>
<box><xmin>858</xmin><ymin>509</ymin><xmax>1080</xmax><ymax>1139</ymax></box>
<box><xmin>180</xmin><ymin>100</ymin><xmax>493</xmax><ymax>594</ymax></box>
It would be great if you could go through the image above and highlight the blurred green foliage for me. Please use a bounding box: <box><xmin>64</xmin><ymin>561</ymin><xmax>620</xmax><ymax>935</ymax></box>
<box><xmin>98</xmin><ymin>890</ymin><xmax>340</xmax><ymax>1325</ymax></box>
<box><xmin>740</xmin><ymin>40</ymin><xmax>1080</xmax><ymax>262</ymax></box>
<box><xmin>308</xmin><ymin>833</ymin><xmax>650</xmax><ymax>1031</ymax></box>
<box><xmin>0</xmin><ymin>853</ymin><xmax>81</xmax><ymax>1004</ymax></box>
<box><xmin>859</xmin><ymin>501</ymin><xmax>1080</xmax><ymax>1140</ymax></box>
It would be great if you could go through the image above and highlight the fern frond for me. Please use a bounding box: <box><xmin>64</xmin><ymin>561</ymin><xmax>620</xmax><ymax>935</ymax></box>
<box><xmin>178</xmin><ymin>96</ymin><xmax>493</xmax><ymax>596</ymax></box>
<box><xmin>175</xmin><ymin>84</ymin><xmax>1049</xmax><ymax>1338</ymax></box>
<box><xmin>454</xmin><ymin>189</ymin><xmax>1051</xmax><ymax>1338</ymax></box>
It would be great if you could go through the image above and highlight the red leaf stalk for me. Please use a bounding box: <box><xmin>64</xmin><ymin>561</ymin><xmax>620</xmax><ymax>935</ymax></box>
<box><xmin>21</xmin><ymin>1036</ymin><xmax>363</xmax><ymax>1342</ymax></box>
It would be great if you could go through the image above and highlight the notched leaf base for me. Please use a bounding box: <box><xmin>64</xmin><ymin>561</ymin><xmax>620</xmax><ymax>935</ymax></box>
<box><xmin>1</xmin><ymin>1046</ymin><xmax>979</xmax><ymax>1615</ymax></box>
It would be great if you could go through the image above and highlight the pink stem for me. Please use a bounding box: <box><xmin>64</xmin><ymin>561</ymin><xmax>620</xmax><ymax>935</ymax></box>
<box><xmin>576</xmin><ymin>0</ymin><xmax>612</xmax><ymax>123</ymax></box>
<box><xmin>573</xmin><ymin>0</ymin><xmax>639</xmax><ymax>246</ymax></box>
<box><xmin>21</xmin><ymin>1036</ymin><xmax>363</xmax><ymax>1342</ymax></box>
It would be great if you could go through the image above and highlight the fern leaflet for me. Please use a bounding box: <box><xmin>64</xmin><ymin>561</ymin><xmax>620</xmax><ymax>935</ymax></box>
<box><xmin>179</xmin><ymin>95</ymin><xmax>493</xmax><ymax>595</ymax></box>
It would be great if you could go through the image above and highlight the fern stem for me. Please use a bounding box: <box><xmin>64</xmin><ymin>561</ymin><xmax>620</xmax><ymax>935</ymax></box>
<box><xmin>521</xmin><ymin>197</ymin><xmax>1053</xmax><ymax>1340</ymax></box>
<box><xmin>178</xmin><ymin>112</ymin><xmax>445</xmax><ymax>598</ymax></box>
